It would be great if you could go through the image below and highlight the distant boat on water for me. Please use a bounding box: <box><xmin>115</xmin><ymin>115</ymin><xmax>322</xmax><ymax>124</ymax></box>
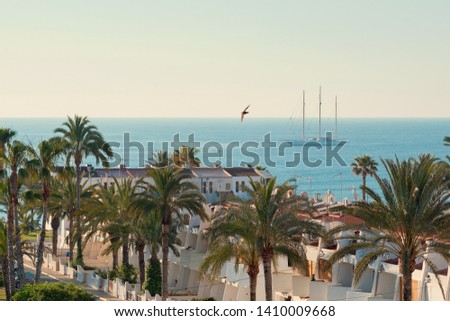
<box><xmin>291</xmin><ymin>87</ymin><xmax>339</xmax><ymax>146</ymax></box>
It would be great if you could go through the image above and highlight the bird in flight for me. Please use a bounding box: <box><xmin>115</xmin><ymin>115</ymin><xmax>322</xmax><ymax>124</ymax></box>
<box><xmin>241</xmin><ymin>105</ymin><xmax>250</xmax><ymax>122</ymax></box>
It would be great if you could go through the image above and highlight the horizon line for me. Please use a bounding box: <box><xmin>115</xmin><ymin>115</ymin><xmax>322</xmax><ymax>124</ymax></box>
<box><xmin>2</xmin><ymin>116</ymin><xmax>450</xmax><ymax>120</ymax></box>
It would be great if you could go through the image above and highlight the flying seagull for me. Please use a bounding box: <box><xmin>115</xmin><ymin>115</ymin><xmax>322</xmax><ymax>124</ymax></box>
<box><xmin>241</xmin><ymin>105</ymin><xmax>250</xmax><ymax>122</ymax></box>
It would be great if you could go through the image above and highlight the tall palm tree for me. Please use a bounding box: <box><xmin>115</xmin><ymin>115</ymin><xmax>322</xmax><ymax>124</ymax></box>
<box><xmin>244</xmin><ymin>178</ymin><xmax>323</xmax><ymax>301</ymax></box>
<box><xmin>326</xmin><ymin>155</ymin><xmax>450</xmax><ymax>301</ymax></box>
<box><xmin>0</xmin><ymin>219</ymin><xmax>11</xmax><ymax>300</ymax></box>
<box><xmin>54</xmin><ymin>115</ymin><xmax>112</xmax><ymax>263</ymax></box>
<box><xmin>48</xmin><ymin>168</ymin><xmax>91</xmax><ymax>259</ymax></box>
<box><xmin>200</xmin><ymin>205</ymin><xmax>261</xmax><ymax>300</ymax></box>
<box><xmin>84</xmin><ymin>177</ymin><xmax>141</xmax><ymax>267</ymax></box>
<box><xmin>0</xmin><ymin>140</ymin><xmax>32</xmax><ymax>291</ymax></box>
<box><xmin>136</xmin><ymin>166</ymin><xmax>207</xmax><ymax>300</ymax></box>
<box><xmin>137</xmin><ymin>211</ymin><xmax>181</xmax><ymax>288</ymax></box>
<box><xmin>84</xmin><ymin>182</ymin><xmax>120</xmax><ymax>269</ymax></box>
<box><xmin>351</xmin><ymin>154</ymin><xmax>378</xmax><ymax>201</ymax></box>
<box><xmin>0</xmin><ymin>128</ymin><xmax>16</xmax><ymax>294</ymax></box>
<box><xmin>28</xmin><ymin>139</ymin><xmax>63</xmax><ymax>282</ymax></box>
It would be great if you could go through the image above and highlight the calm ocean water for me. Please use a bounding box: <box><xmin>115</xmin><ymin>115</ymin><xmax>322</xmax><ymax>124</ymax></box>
<box><xmin>1</xmin><ymin>117</ymin><xmax>449</xmax><ymax>219</ymax></box>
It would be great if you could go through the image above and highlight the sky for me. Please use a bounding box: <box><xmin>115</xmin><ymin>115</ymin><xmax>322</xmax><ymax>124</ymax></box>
<box><xmin>1</xmin><ymin>0</ymin><xmax>449</xmax><ymax>118</ymax></box>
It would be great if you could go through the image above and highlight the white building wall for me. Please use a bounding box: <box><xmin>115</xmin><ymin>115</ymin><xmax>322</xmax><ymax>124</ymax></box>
<box><xmin>309</xmin><ymin>281</ymin><xmax>329</xmax><ymax>301</ymax></box>
<box><xmin>376</xmin><ymin>272</ymin><xmax>397</xmax><ymax>300</ymax></box>
<box><xmin>292</xmin><ymin>275</ymin><xmax>311</xmax><ymax>298</ymax></box>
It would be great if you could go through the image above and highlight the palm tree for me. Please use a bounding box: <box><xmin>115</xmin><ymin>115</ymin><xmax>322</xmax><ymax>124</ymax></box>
<box><xmin>49</xmin><ymin>168</ymin><xmax>92</xmax><ymax>260</ymax></box>
<box><xmin>0</xmin><ymin>128</ymin><xmax>16</xmax><ymax>294</ymax></box>
<box><xmin>0</xmin><ymin>140</ymin><xmax>32</xmax><ymax>290</ymax></box>
<box><xmin>351</xmin><ymin>154</ymin><xmax>378</xmax><ymax>201</ymax></box>
<box><xmin>17</xmin><ymin>209</ymin><xmax>41</xmax><ymax>235</ymax></box>
<box><xmin>136</xmin><ymin>166</ymin><xmax>207</xmax><ymax>300</ymax></box>
<box><xmin>28</xmin><ymin>139</ymin><xmax>63</xmax><ymax>282</ymax></box>
<box><xmin>173</xmin><ymin>147</ymin><xmax>201</xmax><ymax>167</ymax></box>
<box><xmin>244</xmin><ymin>178</ymin><xmax>323</xmax><ymax>301</ymax></box>
<box><xmin>54</xmin><ymin>115</ymin><xmax>112</xmax><ymax>263</ymax></box>
<box><xmin>137</xmin><ymin>211</ymin><xmax>181</xmax><ymax>289</ymax></box>
<box><xmin>150</xmin><ymin>150</ymin><xmax>172</xmax><ymax>168</ymax></box>
<box><xmin>200</xmin><ymin>205</ymin><xmax>261</xmax><ymax>300</ymax></box>
<box><xmin>84</xmin><ymin>182</ymin><xmax>120</xmax><ymax>269</ymax></box>
<box><xmin>326</xmin><ymin>155</ymin><xmax>450</xmax><ymax>301</ymax></box>
<box><xmin>444</xmin><ymin>136</ymin><xmax>450</xmax><ymax>146</ymax></box>
<box><xmin>0</xmin><ymin>219</ymin><xmax>11</xmax><ymax>300</ymax></box>
<box><xmin>0</xmin><ymin>128</ymin><xmax>17</xmax><ymax>171</ymax></box>
<box><xmin>84</xmin><ymin>177</ymin><xmax>141</xmax><ymax>268</ymax></box>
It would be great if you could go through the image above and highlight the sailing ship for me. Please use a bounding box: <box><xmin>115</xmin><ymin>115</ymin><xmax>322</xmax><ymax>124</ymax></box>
<box><xmin>297</xmin><ymin>87</ymin><xmax>338</xmax><ymax>145</ymax></box>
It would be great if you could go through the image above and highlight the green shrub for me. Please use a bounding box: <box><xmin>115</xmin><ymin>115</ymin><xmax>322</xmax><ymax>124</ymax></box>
<box><xmin>107</xmin><ymin>269</ymin><xmax>118</xmax><ymax>281</ymax></box>
<box><xmin>69</xmin><ymin>259</ymin><xmax>95</xmax><ymax>271</ymax></box>
<box><xmin>95</xmin><ymin>269</ymin><xmax>108</xmax><ymax>279</ymax></box>
<box><xmin>143</xmin><ymin>258</ymin><xmax>161</xmax><ymax>296</ymax></box>
<box><xmin>191</xmin><ymin>297</ymin><xmax>215</xmax><ymax>301</ymax></box>
<box><xmin>12</xmin><ymin>282</ymin><xmax>96</xmax><ymax>301</ymax></box>
<box><xmin>0</xmin><ymin>273</ymin><xmax>4</xmax><ymax>288</ymax></box>
<box><xmin>108</xmin><ymin>264</ymin><xmax>137</xmax><ymax>284</ymax></box>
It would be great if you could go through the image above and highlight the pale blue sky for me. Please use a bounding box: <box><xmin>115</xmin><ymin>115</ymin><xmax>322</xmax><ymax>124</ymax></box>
<box><xmin>1</xmin><ymin>1</ymin><xmax>449</xmax><ymax>118</ymax></box>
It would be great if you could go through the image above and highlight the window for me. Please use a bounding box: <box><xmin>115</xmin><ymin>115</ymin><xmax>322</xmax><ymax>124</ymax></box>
<box><xmin>202</xmin><ymin>181</ymin><xmax>207</xmax><ymax>193</ymax></box>
<box><xmin>104</xmin><ymin>183</ymin><xmax>107</xmax><ymax>189</ymax></box>
<box><xmin>235</xmin><ymin>181</ymin><xmax>239</xmax><ymax>193</ymax></box>
<box><xmin>240</xmin><ymin>181</ymin><xmax>245</xmax><ymax>192</ymax></box>
<box><xmin>225</xmin><ymin>183</ymin><xmax>231</xmax><ymax>191</ymax></box>
<box><xmin>208</xmin><ymin>181</ymin><xmax>213</xmax><ymax>194</ymax></box>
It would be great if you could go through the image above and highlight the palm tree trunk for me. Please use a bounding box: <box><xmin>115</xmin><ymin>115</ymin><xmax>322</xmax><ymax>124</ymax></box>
<box><xmin>35</xmin><ymin>185</ymin><xmax>49</xmax><ymax>283</ymax></box>
<box><xmin>2</xmin><ymin>253</ymin><xmax>11</xmax><ymax>301</ymax></box>
<box><xmin>76</xmin><ymin>224</ymin><xmax>83</xmax><ymax>262</ymax></box>
<box><xmin>69</xmin><ymin>215</ymin><xmax>74</xmax><ymax>262</ymax></box>
<box><xmin>151</xmin><ymin>248</ymin><xmax>158</xmax><ymax>261</ymax></box>
<box><xmin>402</xmin><ymin>273</ymin><xmax>413</xmax><ymax>301</ymax></box>
<box><xmin>6</xmin><ymin>200</ymin><xmax>16</xmax><ymax>295</ymax></box>
<box><xmin>247</xmin><ymin>265</ymin><xmax>259</xmax><ymax>301</ymax></box>
<box><xmin>400</xmin><ymin>257</ymin><xmax>415</xmax><ymax>301</ymax></box>
<box><xmin>362</xmin><ymin>174</ymin><xmax>367</xmax><ymax>201</ymax></box>
<box><xmin>161</xmin><ymin>223</ymin><xmax>170</xmax><ymax>301</ymax></box>
<box><xmin>75</xmin><ymin>162</ymin><xmax>83</xmax><ymax>263</ymax></box>
<box><xmin>122</xmin><ymin>239</ymin><xmax>129</xmax><ymax>265</ymax></box>
<box><xmin>51</xmin><ymin>216</ymin><xmax>60</xmax><ymax>256</ymax></box>
<box><xmin>11</xmin><ymin>172</ymin><xmax>24</xmax><ymax>289</ymax></box>
<box><xmin>137</xmin><ymin>243</ymin><xmax>145</xmax><ymax>285</ymax></box>
<box><xmin>112</xmin><ymin>248</ymin><xmax>119</xmax><ymax>270</ymax></box>
<box><xmin>262</xmin><ymin>252</ymin><xmax>273</xmax><ymax>301</ymax></box>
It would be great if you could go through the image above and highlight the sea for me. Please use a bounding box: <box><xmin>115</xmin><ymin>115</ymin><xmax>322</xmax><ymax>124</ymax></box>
<box><xmin>1</xmin><ymin>117</ymin><xmax>449</xmax><ymax>220</ymax></box>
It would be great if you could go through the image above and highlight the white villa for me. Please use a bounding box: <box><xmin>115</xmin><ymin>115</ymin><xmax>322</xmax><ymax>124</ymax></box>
<box><xmin>53</xmin><ymin>165</ymin><xmax>450</xmax><ymax>301</ymax></box>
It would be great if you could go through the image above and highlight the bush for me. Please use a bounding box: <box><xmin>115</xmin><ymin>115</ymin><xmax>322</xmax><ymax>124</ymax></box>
<box><xmin>143</xmin><ymin>258</ymin><xmax>161</xmax><ymax>296</ymax></box>
<box><xmin>0</xmin><ymin>274</ymin><xmax>4</xmax><ymax>288</ymax></box>
<box><xmin>108</xmin><ymin>264</ymin><xmax>137</xmax><ymax>284</ymax></box>
<box><xmin>107</xmin><ymin>269</ymin><xmax>118</xmax><ymax>281</ymax></box>
<box><xmin>69</xmin><ymin>259</ymin><xmax>95</xmax><ymax>271</ymax></box>
<box><xmin>12</xmin><ymin>282</ymin><xmax>96</xmax><ymax>301</ymax></box>
<box><xmin>95</xmin><ymin>269</ymin><xmax>108</xmax><ymax>279</ymax></box>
